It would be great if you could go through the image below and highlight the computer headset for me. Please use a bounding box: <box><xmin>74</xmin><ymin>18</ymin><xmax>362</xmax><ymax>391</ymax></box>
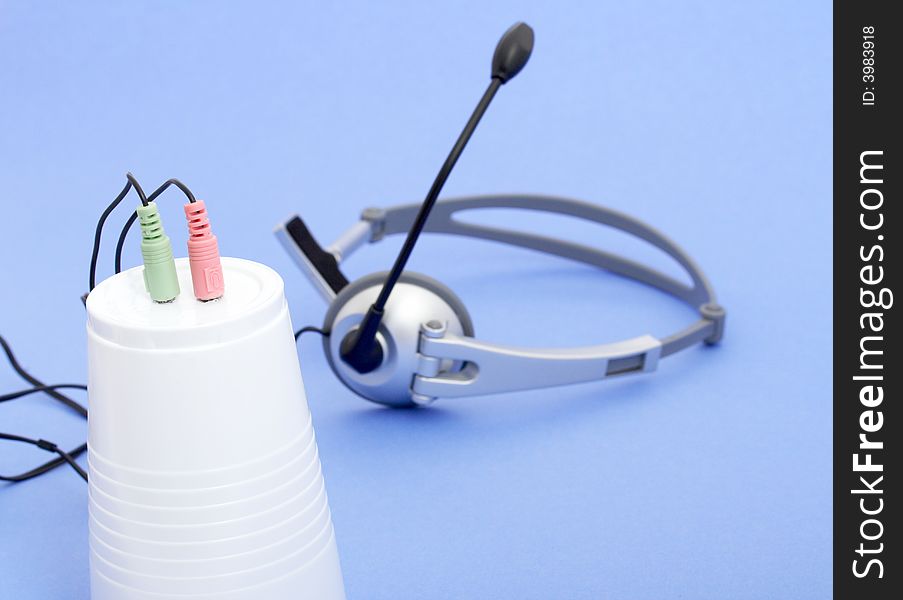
<box><xmin>275</xmin><ymin>22</ymin><xmax>726</xmax><ymax>408</ymax></box>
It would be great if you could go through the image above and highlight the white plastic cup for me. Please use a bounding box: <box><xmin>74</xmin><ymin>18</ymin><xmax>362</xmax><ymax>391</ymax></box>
<box><xmin>88</xmin><ymin>498</ymin><xmax>331</xmax><ymax>577</ymax></box>
<box><xmin>86</xmin><ymin>416</ymin><xmax>314</xmax><ymax>490</ymax></box>
<box><xmin>86</xmin><ymin>432</ymin><xmax>320</xmax><ymax>509</ymax></box>
<box><xmin>88</xmin><ymin>457</ymin><xmax>322</xmax><ymax>527</ymax></box>
<box><xmin>90</xmin><ymin>528</ymin><xmax>341</xmax><ymax>599</ymax></box>
<box><xmin>88</xmin><ymin>478</ymin><xmax>327</xmax><ymax>550</ymax></box>
<box><xmin>86</xmin><ymin>258</ymin><xmax>345</xmax><ymax>600</ymax></box>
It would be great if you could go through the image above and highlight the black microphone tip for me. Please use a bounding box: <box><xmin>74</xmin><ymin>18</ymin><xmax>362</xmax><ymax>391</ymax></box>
<box><xmin>491</xmin><ymin>22</ymin><xmax>534</xmax><ymax>83</ymax></box>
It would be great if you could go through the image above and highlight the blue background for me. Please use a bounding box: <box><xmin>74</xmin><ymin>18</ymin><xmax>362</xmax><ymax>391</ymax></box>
<box><xmin>0</xmin><ymin>1</ymin><xmax>831</xmax><ymax>598</ymax></box>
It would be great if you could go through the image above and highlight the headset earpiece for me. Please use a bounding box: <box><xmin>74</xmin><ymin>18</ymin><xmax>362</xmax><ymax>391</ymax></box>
<box><xmin>274</xmin><ymin>19</ymin><xmax>725</xmax><ymax>407</ymax></box>
<box><xmin>323</xmin><ymin>271</ymin><xmax>474</xmax><ymax>407</ymax></box>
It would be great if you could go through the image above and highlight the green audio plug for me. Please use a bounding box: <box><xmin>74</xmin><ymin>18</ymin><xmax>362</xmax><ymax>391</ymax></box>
<box><xmin>137</xmin><ymin>202</ymin><xmax>180</xmax><ymax>302</ymax></box>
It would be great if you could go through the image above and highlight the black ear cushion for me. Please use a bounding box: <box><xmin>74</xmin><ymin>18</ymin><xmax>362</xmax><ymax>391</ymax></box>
<box><xmin>283</xmin><ymin>216</ymin><xmax>349</xmax><ymax>293</ymax></box>
<box><xmin>322</xmin><ymin>271</ymin><xmax>475</xmax><ymax>343</ymax></box>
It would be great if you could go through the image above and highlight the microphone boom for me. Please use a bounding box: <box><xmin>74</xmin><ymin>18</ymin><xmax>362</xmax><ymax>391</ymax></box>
<box><xmin>339</xmin><ymin>22</ymin><xmax>535</xmax><ymax>374</ymax></box>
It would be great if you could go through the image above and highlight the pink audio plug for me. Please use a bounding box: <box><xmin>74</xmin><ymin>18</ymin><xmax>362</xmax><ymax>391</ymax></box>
<box><xmin>184</xmin><ymin>200</ymin><xmax>225</xmax><ymax>301</ymax></box>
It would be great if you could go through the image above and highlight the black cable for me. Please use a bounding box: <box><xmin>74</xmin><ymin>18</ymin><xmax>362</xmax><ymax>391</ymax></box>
<box><xmin>0</xmin><ymin>335</ymin><xmax>87</xmax><ymax>418</ymax></box>
<box><xmin>1</xmin><ymin>384</ymin><xmax>87</xmax><ymax>404</ymax></box>
<box><xmin>0</xmin><ymin>433</ymin><xmax>88</xmax><ymax>482</ymax></box>
<box><xmin>88</xmin><ymin>172</ymin><xmax>152</xmax><ymax>291</ymax></box>
<box><xmin>113</xmin><ymin>212</ymin><xmax>139</xmax><ymax>274</ymax></box>
<box><xmin>4</xmin><ymin>443</ymin><xmax>87</xmax><ymax>482</ymax></box>
<box><xmin>126</xmin><ymin>172</ymin><xmax>148</xmax><ymax>206</ymax></box>
<box><xmin>148</xmin><ymin>178</ymin><xmax>196</xmax><ymax>204</ymax></box>
<box><xmin>89</xmin><ymin>179</ymin><xmax>133</xmax><ymax>291</ymax></box>
<box><xmin>1</xmin><ymin>334</ymin><xmax>88</xmax><ymax>483</ymax></box>
<box><xmin>294</xmin><ymin>326</ymin><xmax>329</xmax><ymax>341</ymax></box>
<box><xmin>114</xmin><ymin>179</ymin><xmax>196</xmax><ymax>274</ymax></box>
